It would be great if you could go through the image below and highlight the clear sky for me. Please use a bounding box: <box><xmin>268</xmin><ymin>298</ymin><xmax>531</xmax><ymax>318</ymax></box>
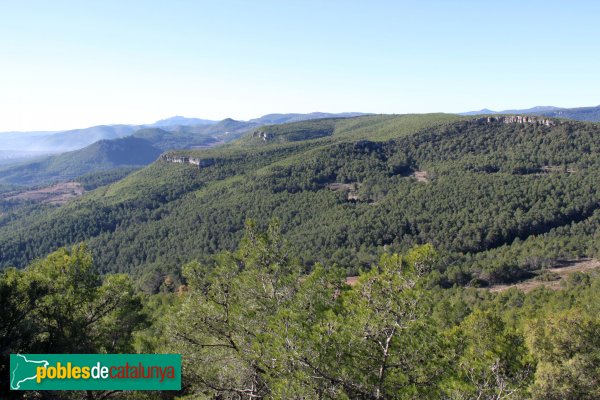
<box><xmin>1</xmin><ymin>0</ymin><xmax>599</xmax><ymax>131</ymax></box>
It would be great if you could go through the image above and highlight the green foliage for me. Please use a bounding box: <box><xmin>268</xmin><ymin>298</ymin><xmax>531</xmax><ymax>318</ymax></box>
<box><xmin>273</xmin><ymin>246</ymin><xmax>449</xmax><ymax>399</ymax></box>
<box><xmin>75</xmin><ymin>166</ymin><xmax>141</xmax><ymax>190</ymax></box>
<box><xmin>166</xmin><ymin>220</ymin><xmax>301</xmax><ymax>399</ymax></box>
<box><xmin>1</xmin><ymin>224</ymin><xmax>599</xmax><ymax>399</ymax></box>
<box><xmin>248</xmin><ymin>118</ymin><xmax>337</xmax><ymax>144</ymax></box>
<box><xmin>159</xmin><ymin>226</ymin><xmax>600</xmax><ymax>399</ymax></box>
<box><xmin>166</xmin><ymin>229</ymin><xmax>453</xmax><ymax>399</ymax></box>
<box><xmin>446</xmin><ymin>310</ymin><xmax>533</xmax><ymax>399</ymax></box>
<box><xmin>0</xmin><ymin>245</ymin><xmax>146</xmax><ymax>399</ymax></box>
<box><xmin>526</xmin><ymin>310</ymin><xmax>600</xmax><ymax>399</ymax></box>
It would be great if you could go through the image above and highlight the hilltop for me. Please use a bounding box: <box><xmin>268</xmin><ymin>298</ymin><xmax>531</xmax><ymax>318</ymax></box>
<box><xmin>249</xmin><ymin>112</ymin><xmax>367</xmax><ymax>125</ymax></box>
<box><xmin>148</xmin><ymin>116</ymin><xmax>217</xmax><ymax>127</ymax></box>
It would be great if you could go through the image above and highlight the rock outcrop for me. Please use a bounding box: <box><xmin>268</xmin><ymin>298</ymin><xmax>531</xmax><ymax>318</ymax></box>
<box><xmin>160</xmin><ymin>154</ymin><xmax>215</xmax><ymax>168</ymax></box>
<box><xmin>252</xmin><ymin>130</ymin><xmax>272</xmax><ymax>141</ymax></box>
<box><xmin>476</xmin><ymin>115</ymin><xmax>557</xmax><ymax>127</ymax></box>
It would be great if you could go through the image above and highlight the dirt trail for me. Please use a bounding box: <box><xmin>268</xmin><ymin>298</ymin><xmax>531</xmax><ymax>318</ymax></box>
<box><xmin>4</xmin><ymin>182</ymin><xmax>85</xmax><ymax>205</ymax></box>
<box><xmin>489</xmin><ymin>258</ymin><xmax>600</xmax><ymax>293</ymax></box>
<box><xmin>345</xmin><ymin>276</ymin><xmax>359</xmax><ymax>286</ymax></box>
<box><xmin>410</xmin><ymin>171</ymin><xmax>428</xmax><ymax>182</ymax></box>
<box><xmin>344</xmin><ymin>259</ymin><xmax>600</xmax><ymax>292</ymax></box>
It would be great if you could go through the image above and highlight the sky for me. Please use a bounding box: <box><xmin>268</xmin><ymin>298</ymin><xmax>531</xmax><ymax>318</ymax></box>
<box><xmin>1</xmin><ymin>0</ymin><xmax>600</xmax><ymax>131</ymax></box>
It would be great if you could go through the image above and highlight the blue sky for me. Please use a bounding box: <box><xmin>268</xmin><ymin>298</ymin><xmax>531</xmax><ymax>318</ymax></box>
<box><xmin>1</xmin><ymin>0</ymin><xmax>599</xmax><ymax>131</ymax></box>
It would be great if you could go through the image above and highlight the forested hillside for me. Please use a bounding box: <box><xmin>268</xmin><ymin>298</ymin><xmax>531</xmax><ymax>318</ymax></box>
<box><xmin>2</xmin><ymin>224</ymin><xmax>598</xmax><ymax>399</ymax></box>
<box><xmin>1</xmin><ymin>114</ymin><xmax>599</xmax><ymax>292</ymax></box>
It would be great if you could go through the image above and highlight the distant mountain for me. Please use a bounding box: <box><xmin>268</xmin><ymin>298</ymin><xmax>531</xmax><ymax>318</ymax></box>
<box><xmin>249</xmin><ymin>112</ymin><xmax>367</xmax><ymax>125</ymax></box>
<box><xmin>132</xmin><ymin>127</ymin><xmax>220</xmax><ymax>151</ymax></box>
<box><xmin>0</xmin><ymin>112</ymin><xmax>372</xmax><ymax>185</ymax></box>
<box><xmin>134</xmin><ymin>118</ymin><xmax>259</xmax><ymax>150</ymax></box>
<box><xmin>0</xmin><ymin>113</ymin><xmax>365</xmax><ymax>161</ymax></box>
<box><xmin>460</xmin><ymin>105</ymin><xmax>600</xmax><ymax>122</ymax></box>
<box><xmin>149</xmin><ymin>116</ymin><xmax>217</xmax><ymax>127</ymax></box>
<box><xmin>0</xmin><ymin>118</ymin><xmax>259</xmax><ymax>186</ymax></box>
<box><xmin>460</xmin><ymin>109</ymin><xmax>496</xmax><ymax>116</ymax></box>
<box><xmin>0</xmin><ymin>125</ymin><xmax>136</xmax><ymax>154</ymax></box>
<box><xmin>536</xmin><ymin>105</ymin><xmax>600</xmax><ymax>122</ymax></box>
<box><xmin>195</xmin><ymin>118</ymin><xmax>259</xmax><ymax>136</ymax></box>
<box><xmin>501</xmin><ymin>106</ymin><xmax>562</xmax><ymax>114</ymax></box>
<box><xmin>460</xmin><ymin>106</ymin><xmax>561</xmax><ymax>115</ymax></box>
<box><xmin>0</xmin><ymin>150</ymin><xmax>58</xmax><ymax>166</ymax></box>
<box><xmin>0</xmin><ymin>131</ymin><xmax>59</xmax><ymax>154</ymax></box>
<box><xmin>34</xmin><ymin>125</ymin><xmax>137</xmax><ymax>152</ymax></box>
<box><xmin>0</xmin><ymin>137</ymin><xmax>161</xmax><ymax>186</ymax></box>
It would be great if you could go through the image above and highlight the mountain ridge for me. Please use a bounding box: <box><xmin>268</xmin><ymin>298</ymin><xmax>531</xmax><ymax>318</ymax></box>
<box><xmin>0</xmin><ymin>112</ymin><xmax>368</xmax><ymax>161</ymax></box>
<box><xmin>0</xmin><ymin>114</ymin><xmax>371</xmax><ymax>185</ymax></box>
<box><xmin>460</xmin><ymin>104</ymin><xmax>600</xmax><ymax>121</ymax></box>
<box><xmin>148</xmin><ymin>116</ymin><xmax>217</xmax><ymax>127</ymax></box>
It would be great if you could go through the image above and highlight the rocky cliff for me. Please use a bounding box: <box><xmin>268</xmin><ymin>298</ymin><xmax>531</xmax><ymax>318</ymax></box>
<box><xmin>252</xmin><ymin>130</ymin><xmax>273</xmax><ymax>141</ymax></box>
<box><xmin>160</xmin><ymin>154</ymin><xmax>215</xmax><ymax>168</ymax></box>
<box><xmin>476</xmin><ymin>115</ymin><xmax>558</xmax><ymax>127</ymax></box>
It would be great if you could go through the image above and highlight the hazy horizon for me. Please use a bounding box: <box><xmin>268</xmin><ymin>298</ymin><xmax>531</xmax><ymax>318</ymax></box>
<box><xmin>0</xmin><ymin>104</ymin><xmax>598</xmax><ymax>134</ymax></box>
